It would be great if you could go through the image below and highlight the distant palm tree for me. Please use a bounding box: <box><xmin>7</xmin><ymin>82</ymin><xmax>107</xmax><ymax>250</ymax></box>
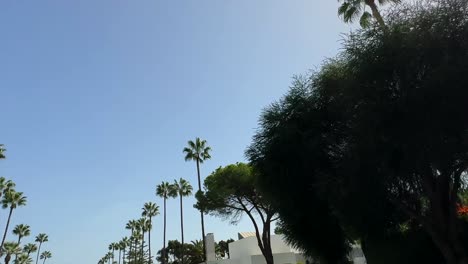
<box><xmin>0</xmin><ymin>191</ymin><xmax>27</xmax><ymax>251</ymax></box>
<box><xmin>119</xmin><ymin>237</ymin><xmax>129</xmax><ymax>264</ymax></box>
<box><xmin>3</xmin><ymin>242</ymin><xmax>21</xmax><ymax>264</ymax></box>
<box><xmin>34</xmin><ymin>233</ymin><xmax>48</xmax><ymax>264</ymax></box>
<box><xmin>183</xmin><ymin>137</ymin><xmax>211</xmax><ymax>261</ymax></box>
<box><xmin>137</xmin><ymin>218</ymin><xmax>150</xmax><ymax>262</ymax></box>
<box><xmin>109</xmin><ymin>243</ymin><xmax>118</xmax><ymax>264</ymax></box>
<box><xmin>142</xmin><ymin>202</ymin><xmax>159</xmax><ymax>264</ymax></box>
<box><xmin>170</xmin><ymin>178</ymin><xmax>193</xmax><ymax>264</ymax></box>
<box><xmin>0</xmin><ymin>178</ymin><xmax>16</xmax><ymax>199</ymax></box>
<box><xmin>125</xmin><ymin>220</ymin><xmax>137</xmax><ymax>262</ymax></box>
<box><xmin>39</xmin><ymin>251</ymin><xmax>51</xmax><ymax>264</ymax></box>
<box><xmin>16</xmin><ymin>253</ymin><xmax>33</xmax><ymax>264</ymax></box>
<box><xmin>13</xmin><ymin>224</ymin><xmax>31</xmax><ymax>244</ymax></box>
<box><xmin>105</xmin><ymin>252</ymin><xmax>113</xmax><ymax>264</ymax></box>
<box><xmin>23</xmin><ymin>243</ymin><xmax>38</xmax><ymax>258</ymax></box>
<box><xmin>156</xmin><ymin>181</ymin><xmax>173</xmax><ymax>264</ymax></box>
<box><xmin>337</xmin><ymin>0</ymin><xmax>400</xmax><ymax>28</ymax></box>
<box><xmin>0</xmin><ymin>144</ymin><xmax>6</xmax><ymax>159</ymax></box>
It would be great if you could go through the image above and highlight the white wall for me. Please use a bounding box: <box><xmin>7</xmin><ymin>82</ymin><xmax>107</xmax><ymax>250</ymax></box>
<box><xmin>229</xmin><ymin>235</ymin><xmax>294</xmax><ymax>260</ymax></box>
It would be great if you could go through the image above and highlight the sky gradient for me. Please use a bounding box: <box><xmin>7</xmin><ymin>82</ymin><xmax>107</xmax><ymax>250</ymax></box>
<box><xmin>1</xmin><ymin>1</ymin><xmax>351</xmax><ymax>263</ymax></box>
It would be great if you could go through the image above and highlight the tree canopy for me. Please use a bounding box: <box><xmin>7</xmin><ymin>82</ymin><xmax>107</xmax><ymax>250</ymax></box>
<box><xmin>247</xmin><ymin>1</ymin><xmax>468</xmax><ymax>264</ymax></box>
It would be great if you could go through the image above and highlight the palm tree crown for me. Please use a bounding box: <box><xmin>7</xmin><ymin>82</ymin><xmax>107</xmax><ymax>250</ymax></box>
<box><xmin>183</xmin><ymin>138</ymin><xmax>211</xmax><ymax>164</ymax></box>
<box><xmin>23</xmin><ymin>243</ymin><xmax>38</xmax><ymax>256</ymax></box>
<box><xmin>142</xmin><ymin>202</ymin><xmax>159</xmax><ymax>220</ymax></box>
<box><xmin>13</xmin><ymin>224</ymin><xmax>31</xmax><ymax>243</ymax></box>
<box><xmin>0</xmin><ymin>178</ymin><xmax>16</xmax><ymax>198</ymax></box>
<box><xmin>2</xmin><ymin>191</ymin><xmax>27</xmax><ymax>210</ymax></box>
<box><xmin>16</xmin><ymin>254</ymin><xmax>33</xmax><ymax>264</ymax></box>
<box><xmin>156</xmin><ymin>182</ymin><xmax>172</xmax><ymax>199</ymax></box>
<box><xmin>171</xmin><ymin>178</ymin><xmax>193</xmax><ymax>198</ymax></box>
<box><xmin>338</xmin><ymin>0</ymin><xmax>400</xmax><ymax>28</ymax></box>
<box><xmin>39</xmin><ymin>251</ymin><xmax>51</xmax><ymax>264</ymax></box>
<box><xmin>3</xmin><ymin>242</ymin><xmax>21</xmax><ymax>264</ymax></box>
<box><xmin>35</xmin><ymin>234</ymin><xmax>48</xmax><ymax>244</ymax></box>
<box><xmin>0</xmin><ymin>144</ymin><xmax>5</xmax><ymax>159</ymax></box>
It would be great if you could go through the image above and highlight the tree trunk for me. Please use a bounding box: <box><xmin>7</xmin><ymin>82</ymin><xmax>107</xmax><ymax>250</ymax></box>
<box><xmin>0</xmin><ymin>207</ymin><xmax>14</xmax><ymax>252</ymax></box>
<box><xmin>141</xmin><ymin>231</ymin><xmax>145</xmax><ymax>263</ymax></box>
<box><xmin>36</xmin><ymin>242</ymin><xmax>42</xmax><ymax>264</ymax></box>
<box><xmin>365</xmin><ymin>0</ymin><xmax>386</xmax><ymax>28</ymax></box>
<box><xmin>148</xmin><ymin>217</ymin><xmax>152</xmax><ymax>264</ymax></box>
<box><xmin>43</xmin><ymin>258</ymin><xmax>46</xmax><ymax>264</ymax></box>
<box><xmin>180</xmin><ymin>195</ymin><xmax>185</xmax><ymax>264</ymax></box>
<box><xmin>118</xmin><ymin>250</ymin><xmax>122</xmax><ymax>264</ymax></box>
<box><xmin>112</xmin><ymin>249</ymin><xmax>115</xmax><ymax>264</ymax></box>
<box><xmin>15</xmin><ymin>236</ymin><xmax>22</xmax><ymax>261</ymax></box>
<box><xmin>123</xmin><ymin>249</ymin><xmax>126</xmax><ymax>264</ymax></box>
<box><xmin>163</xmin><ymin>197</ymin><xmax>167</xmax><ymax>264</ymax></box>
<box><xmin>5</xmin><ymin>254</ymin><xmax>11</xmax><ymax>264</ymax></box>
<box><xmin>196</xmin><ymin>160</ymin><xmax>207</xmax><ymax>262</ymax></box>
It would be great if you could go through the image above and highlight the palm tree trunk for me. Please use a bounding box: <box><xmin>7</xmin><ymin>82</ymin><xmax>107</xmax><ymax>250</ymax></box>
<box><xmin>134</xmin><ymin>238</ymin><xmax>137</xmax><ymax>264</ymax></box>
<box><xmin>15</xmin><ymin>236</ymin><xmax>22</xmax><ymax>261</ymax></box>
<box><xmin>163</xmin><ymin>197</ymin><xmax>167</xmax><ymax>264</ymax></box>
<box><xmin>148</xmin><ymin>217</ymin><xmax>152</xmax><ymax>264</ymax></box>
<box><xmin>365</xmin><ymin>0</ymin><xmax>386</xmax><ymax>28</ymax></box>
<box><xmin>43</xmin><ymin>258</ymin><xmax>46</xmax><ymax>264</ymax></box>
<box><xmin>141</xmin><ymin>232</ymin><xmax>145</xmax><ymax>263</ymax></box>
<box><xmin>112</xmin><ymin>249</ymin><xmax>115</xmax><ymax>264</ymax></box>
<box><xmin>123</xmin><ymin>249</ymin><xmax>126</xmax><ymax>264</ymax></box>
<box><xmin>180</xmin><ymin>195</ymin><xmax>184</xmax><ymax>264</ymax></box>
<box><xmin>35</xmin><ymin>242</ymin><xmax>42</xmax><ymax>264</ymax></box>
<box><xmin>196</xmin><ymin>160</ymin><xmax>207</xmax><ymax>262</ymax></box>
<box><xmin>5</xmin><ymin>254</ymin><xmax>11</xmax><ymax>264</ymax></box>
<box><xmin>0</xmin><ymin>207</ymin><xmax>14</xmax><ymax>252</ymax></box>
<box><xmin>118</xmin><ymin>250</ymin><xmax>121</xmax><ymax>264</ymax></box>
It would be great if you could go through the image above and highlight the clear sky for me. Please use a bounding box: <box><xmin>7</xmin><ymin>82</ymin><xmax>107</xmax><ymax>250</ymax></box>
<box><xmin>1</xmin><ymin>1</ymin><xmax>351</xmax><ymax>264</ymax></box>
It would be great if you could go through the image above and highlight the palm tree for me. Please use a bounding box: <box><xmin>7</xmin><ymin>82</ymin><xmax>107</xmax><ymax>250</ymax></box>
<box><xmin>12</xmin><ymin>224</ymin><xmax>30</xmax><ymax>244</ymax></box>
<box><xmin>105</xmin><ymin>252</ymin><xmax>113</xmax><ymax>264</ymax></box>
<box><xmin>125</xmin><ymin>220</ymin><xmax>137</xmax><ymax>261</ymax></box>
<box><xmin>0</xmin><ymin>191</ymin><xmax>27</xmax><ymax>251</ymax></box>
<box><xmin>16</xmin><ymin>253</ymin><xmax>33</xmax><ymax>264</ymax></box>
<box><xmin>109</xmin><ymin>243</ymin><xmax>118</xmax><ymax>264</ymax></box>
<box><xmin>156</xmin><ymin>182</ymin><xmax>173</xmax><ymax>264</ymax></box>
<box><xmin>39</xmin><ymin>251</ymin><xmax>51</xmax><ymax>264</ymax></box>
<box><xmin>137</xmin><ymin>218</ymin><xmax>150</xmax><ymax>263</ymax></box>
<box><xmin>119</xmin><ymin>237</ymin><xmax>129</xmax><ymax>264</ymax></box>
<box><xmin>0</xmin><ymin>178</ymin><xmax>16</xmax><ymax>199</ymax></box>
<box><xmin>142</xmin><ymin>202</ymin><xmax>159</xmax><ymax>263</ymax></box>
<box><xmin>34</xmin><ymin>233</ymin><xmax>48</xmax><ymax>264</ymax></box>
<box><xmin>3</xmin><ymin>242</ymin><xmax>21</xmax><ymax>264</ymax></box>
<box><xmin>183</xmin><ymin>138</ymin><xmax>211</xmax><ymax>261</ymax></box>
<box><xmin>170</xmin><ymin>178</ymin><xmax>193</xmax><ymax>264</ymax></box>
<box><xmin>0</xmin><ymin>144</ymin><xmax>5</xmax><ymax>159</ymax></box>
<box><xmin>337</xmin><ymin>0</ymin><xmax>400</xmax><ymax>28</ymax></box>
<box><xmin>23</xmin><ymin>243</ymin><xmax>37</xmax><ymax>258</ymax></box>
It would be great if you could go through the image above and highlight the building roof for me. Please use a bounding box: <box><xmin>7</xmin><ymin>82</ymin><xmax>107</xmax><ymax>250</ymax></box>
<box><xmin>238</xmin><ymin>232</ymin><xmax>256</xmax><ymax>239</ymax></box>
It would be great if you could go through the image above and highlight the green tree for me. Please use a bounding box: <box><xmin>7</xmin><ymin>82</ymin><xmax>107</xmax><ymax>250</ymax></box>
<box><xmin>195</xmin><ymin>163</ymin><xmax>277</xmax><ymax>264</ymax></box>
<box><xmin>125</xmin><ymin>220</ymin><xmax>137</xmax><ymax>263</ymax></box>
<box><xmin>338</xmin><ymin>0</ymin><xmax>399</xmax><ymax>28</ymax></box>
<box><xmin>247</xmin><ymin>1</ymin><xmax>468</xmax><ymax>263</ymax></box>
<box><xmin>156</xmin><ymin>182</ymin><xmax>173</xmax><ymax>264</ymax></box>
<box><xmin>16</xmin><ymin>254</ymin><xmax>33</xmax><ymax>264</ymax></box>
<box><xmin>34</xmin><ymin>234</ymin><xmax>48</xmax><ymax>264</ymax></box>
<box><xmin>39</xmin><ymin>251</ymin><xmax>51</xmax><ymax>264</ymax></box>
<box><xmin>12</xmin><ymin>224</ymin><xmax>30</xmax><ymax>244</ymax></box>
<box><xmin>183</xmin><ymin>137</ymin><xmax>211</xmax><ymax>260</ymax></box>
<box><xmin>170</xmin><ymin>178</ymin><xmax>193</xmax><ymax>264</ymax></box>
<box><xmin>23</xmin><ymin>244</ymin><xmax>37</xmax><ymax>258</ymax></box>
<box><xmin>3</xmin><ymin>242</ymin><xmax>21</xmax><ymax>264</ymax></box>
<box><xmin>215</xmin><ymin>239</ymin><xmax>234</xmax><ymax>259</ymax></box>
<box><xmin>142</xmin><ymin>202</ymin><xmax>159</xmax><ymax>263</ymax></box>
<box><xmin>156</xmin><ymin>240</ymin><xmax>203</xmax><ymax>264</ymax></box>
<box><xmin>119</xmin><ymin>237</ymin><xmax>129</xmax><ymax>264</ymax></box>
<box><xmin>0</xmin><ymin>178</ymin><xmax>15</xmax><ymax>199</ymax></box>
<box><xmin>0</xmin><ymin>144</ymin><xmax>5</xmax><ymax>159</ymax></box>
<box><xmin>0</xmin><ymin>191</ymin><xmax>27</xmax><ymax>251</ymax></box>
<box><xmin>109</xmin><ymin>243</ymin><xmax>119</xmax><ymax>264</ymax></box>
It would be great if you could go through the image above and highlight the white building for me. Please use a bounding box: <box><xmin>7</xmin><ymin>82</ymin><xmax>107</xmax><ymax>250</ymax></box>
<box><xmin>205</xmin><ymin>232</ymin><xmax>366</xmax><ymax>264</ymax></box>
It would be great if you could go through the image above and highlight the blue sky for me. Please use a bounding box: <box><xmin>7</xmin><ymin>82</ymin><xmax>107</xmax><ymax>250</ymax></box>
<box><xmin>1</xmin><ymin>1</ymin><xmax>351</xmax><ymax>263</ymax></box>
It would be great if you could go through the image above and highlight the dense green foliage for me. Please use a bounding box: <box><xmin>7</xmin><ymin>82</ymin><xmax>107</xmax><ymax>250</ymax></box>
<box><xmin>156</xmin><ymin>240</ymin><xmax>203</xmax><ymax>264</ymax></box>
<box><xmin>247</xmin><ymin>1</ymin><xmax>468</xmax><ymax>263</ymax></box>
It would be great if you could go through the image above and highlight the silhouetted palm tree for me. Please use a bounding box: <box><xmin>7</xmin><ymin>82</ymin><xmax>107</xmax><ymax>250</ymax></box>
<box><xmin>3</xmin><ymin>242</ymin><xmax>21</xmax><ymax>264</ymax></box>
<box><xmin>39</xmin><ymin>251</ymin><xmax>51</xmax><ymax>264</ymax></box>
<box><xmin>170</xmin><ymin>178</ymin><xmax>193</xmax><ymax>264</ymax></box>
<box><xmin>23</xmin><ymin>243</ymin><xmax>37</xmax><ymax>258</ymax></box>
<box><xmin>34</xmin><ymin>233</ymin><xmax>48</xmax><ymax>264</ymax></box>
<box><xmin>0</xmin><ymin>191</ymin><xmax>27</xmax><ymax>251</ymax></box>
<box><xmin>142</xmin><ymin>202</ymin><xmax>159</xmax><ymax>263</ymax></box>
<box><xmin>337</xmin><ymin>0</ymin><xmax>400</xmax><ymax>28</ymax></box>
<box><xmin>12</xmin><ymin>224</ymin><xmax>30</xmax><ymax>244</ymax></box>
<box><xmin>183</xmin><ymin>138</ymin><xmax>211</xmax><ymax>260</ymax></box>
<box><xmin>156</xmin><ymin>181</ymin><xmax>173</xmax><ymax>264</ymax></box>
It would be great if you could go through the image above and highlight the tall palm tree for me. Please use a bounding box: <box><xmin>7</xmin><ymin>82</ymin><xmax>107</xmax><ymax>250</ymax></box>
<box><xmin>12</xmin><ymin>224</ymin><xmax>30</xmax><ymax>244</ymax></box>
<box><xmin>170</xmin><ymin>178</ymin><xmax>193</xmax><ymax>264</ymax></box>
<box><xmin>156</xmin><ymin>182</ymin><xmax>173</xmax><ymax>264</ymax></box>
<box><xmin>337</xmin><ymin>0</ymin><xmax>400</xmax><ymax>28</ymax></box>
<box><xmin>183</xmin><ymin>138</ymin><xmax>211</xmax><ymax>261</ymax></box>
<box><xmin>34</xmin><ymin>233</ymin><xmax>48</xmax><ymax>264</ymax></box>
<box><xmin>119</xmin><ymin>237</ymin><xmax>129</xmax><ymax>264</ymax></box>
<box><xmin>0</xmin><ymin>144</ymin><xmax>6</xmax><ymax>159</ymax></box>
<box><xmin>137</xmin><ymin>218</ymin><xmax>150</xmax><ymax>263</ymax></box>
<box><xmin>12</xmin><ymin>224</ymin><xmax>30</xmax><ymax>261</ymax></box>
<box><xmin>0</xmin><ymin>178</ymin><xmax>16</xmax><ymax>199</ymax></box>
<box><xmin>142</xmin><ymin>202</ymin><xmax>159</xmax><ymax>264</ymax></box>
<box><xmin>23</xmin><ymin>243</ymin><xmax>37</xmax><ymax>258</ymax></box>
<box><xmin>3</xmin><ymin>242</ymin><xmax>21</xmax><ymax>264</ymax></box>
<box><xmin>0</xmin><ymin>191</ymin><xmax>27</xmax><ymax>251</ymax></box>
<box><xmin>125</xmin><ymin>220</ymin><xmax>137</xmax><ymax>262</ymax></box>
<box><xmin>109</xmin><ymin>243</ymin><xmax>118</xmax><ymax>264</ymax></box>
<box><xmin>16</xmin><ymin>254</ymin><xmax>33</xmax><ymax>264</ymax></box>
<box><xmin>105</xmin><ymin>252</ymin><xmax>113</xmax><ymax>264</ymax></box>
<box><xmin>39</xmin><ymin>251</ymin><xmax>51</xmax><ymax>264</ymax></box>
